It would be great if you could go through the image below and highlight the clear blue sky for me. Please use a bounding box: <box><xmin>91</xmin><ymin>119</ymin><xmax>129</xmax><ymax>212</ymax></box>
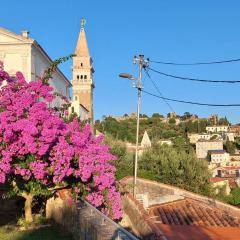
<box><xmin>2</xmin><ymin>1</ymin><xmax>240</xmax><ymax>123</ymax></box>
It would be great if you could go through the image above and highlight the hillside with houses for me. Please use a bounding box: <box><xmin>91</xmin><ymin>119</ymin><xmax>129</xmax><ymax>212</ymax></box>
<box><xmin>96</xmin><ymin>112</ymin><xmax>240</xmax><ymax>203</ymax></box>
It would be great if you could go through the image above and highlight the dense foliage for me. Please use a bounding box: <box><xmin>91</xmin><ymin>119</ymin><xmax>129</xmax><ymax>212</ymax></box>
<box><xmin>103</xmin><ymin>135</ymin><xmax>134</xmax><ymax>180</ymax></box>
<box><xmin>105</xmin><ymin>133</ymin><xmax>212</xmax><ymax>195</ymax></box>
<box><xmin>217</xmin><ymin>187</ymin><xmax>240</xmax><ymax>205</ymax></box>
<box><xmin>0</xmin><ymin>62</ymin><xmax>121</xmax><ymax>221</ymax></box>
<box><xmin>139</xmin><ymin>143</ymin><xmax>212</xmax><ymax>195</ymax></box>
<box><xmin>224</xmin><ymin>140</ymin><xmax>237</xmax><ymax>154</ymax></box>
<box><xmin>95</xmin><ymin>114</ymin><xmax>229</xmax><ymax>144</ymax></box>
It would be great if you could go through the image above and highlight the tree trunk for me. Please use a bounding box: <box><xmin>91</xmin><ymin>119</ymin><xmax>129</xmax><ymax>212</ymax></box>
<box><xmin>24</xmin><ymin>194</ymin><xmax>33</xmax><ymax>222</ymax></box>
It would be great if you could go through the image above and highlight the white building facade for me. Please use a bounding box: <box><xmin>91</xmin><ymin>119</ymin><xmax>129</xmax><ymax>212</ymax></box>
<box><xmin>188</xmin><ymin>133</ymin><xmax>211</xmax><ymax>144</ymax></box>
<box><xmin>196</xmin><ymin>140</ymin><xmax>223</xmax><ymax>159</ymax></box>
<box><xmin>206</xmin><ymin>125</ymin><xmax>229</xmax><ymax>133</ymax></box>
<box><xmin>69</xmin><ymin>101</ymin><xmax>89</xmax><ymax>121</ymax></box>
<box><xmin>209</xmin><ymin>150</ymin><xmax>230</xmax><ymax>164</ymax></box>
<box><xmin>0</xmin><ymin>27</ymin><xmax>71</xmax><ymax>107</ymax></box>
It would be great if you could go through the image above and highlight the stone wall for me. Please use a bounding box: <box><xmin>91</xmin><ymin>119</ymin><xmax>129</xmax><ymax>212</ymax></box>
<box><xmin>121</xmin><ymin>193</ymin><xmax>154</xmax><ymax>239</ymax></box>
<box><xmin>120</xmin><ymin>182</ymin><xmax>169</xmax><ymax>240</ymax></box>
<box><xmin>46</xmin><ymin>197</ymin><xmax>137</xmax><ymax>240</ymax></box>
<box><xmin>121</xmin><ymin>192</ymin><xmax>169</xmax><ymax>240</ymax></box>
<box><xmin>121</xmin><ymin>177</ymin><xmax>240</xmax><ymax>218</ymax></box>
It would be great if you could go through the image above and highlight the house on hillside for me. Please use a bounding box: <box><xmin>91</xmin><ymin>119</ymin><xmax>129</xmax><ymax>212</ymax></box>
<box><xmin>188</xmin><ymin>133</ymin><xmax>211</xmax><ymax>144</ymax></box>
<box><xmin>229</xmin><ymin>125</ymin><xmax>240</xmax><ymax>137</ymax></box>
<box><xmin>206</xmin><ymin>125</ymin><xmax>229</xmax><ymax>133</ymax></box>
<box><xmin>210</xmin><ymin>177</ymin><xmax>231</xmax><ymax>195</ymax></box>
<box><xmin>158</xmin><ymin>139</ymin><xmax>172</xmax><ymax>146</ymax></box>
<box><xmin>196</xmin><ymin>140</ymin><xmax>223</xmax><ymax>158</ymax></box>
<box><xmin>208</xmin><ymin>150</ymin><xmax>230</xmax><ymax>165</ymax></box>
<box><xmin>225</xmin><ymin>132</ymin><xmax>236</xmax><ymax>141</ymax></box>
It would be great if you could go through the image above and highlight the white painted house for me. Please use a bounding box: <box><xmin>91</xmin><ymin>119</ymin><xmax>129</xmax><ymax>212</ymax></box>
<box><xmin>196</xmin><ymin>140</ymin><xmax>223</xmax><ymax>159</ymax></box>
<box><xmin>208</xmin><ymin>150</ymin><xmax>230</xmax><ymax>165</ymax></box>
<box><xmin>206</xmin><ymin>125</ymin><xmax>229</xmax><ymax>133</ymax></box>
<box><xmin>0</xmin><ymin>27</ymin><xmax>71</xmax><ymax>107</ymax></box>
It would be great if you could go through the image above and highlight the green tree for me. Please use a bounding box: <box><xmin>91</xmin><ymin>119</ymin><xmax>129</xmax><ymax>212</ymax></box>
<box><xmin>168</xmin><ymin>118</ymin><xmax>176</xmax><ymax>125</ymax></box>
<box><xmin>217</xmin><ymin>188</ymin><xmax>240</xmax><ymax>205</ymax></box>
<box><xmin>140</xmin><ymin>114</ymin><xmax>148</xmax><ymax>118</ymax></box>
<box><xmin>152</xmin><ymin>113</ymin><xmax>162</xmax><ymax>118</ymax></box>
<box><xmin>224</xmin><ymin>140</ymin><xmax>236</xmax><ymax>154</ymax></box>
<box><xmin>181</xmin><ymin>112</ymin><xmax>192</xmax><ymax>120</ymax></box>
<box><xmin>218</xmin><ymin>117</ymin><xmax>229</xmax><ymax>125</ymax></box>
<box><xmin>139</xmin><ymin>144</ymin><xmax>212</xmax><ymax>195</ymax></box>
<box><xmin>104</xmin><ymin>135</ymin><xmax>134</xmax><ymax>179</ymax></box>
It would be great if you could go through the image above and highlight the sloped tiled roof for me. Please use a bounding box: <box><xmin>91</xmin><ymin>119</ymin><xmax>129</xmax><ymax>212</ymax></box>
<box><xmin>121</xmin><ymin>176</ymin><xmax>240</xmax><ymax>240</ymax></box>
<box><xmin>149</xmin><ymin>199</ymin><xmax>240</xmax><ymax>227</ymax></box>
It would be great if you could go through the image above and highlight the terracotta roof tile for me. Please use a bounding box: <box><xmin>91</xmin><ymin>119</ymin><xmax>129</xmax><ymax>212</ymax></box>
<box><xmin>149</xmin><ymin>199</ymin><xmax>240</xmax><ymax>228</ymax></box>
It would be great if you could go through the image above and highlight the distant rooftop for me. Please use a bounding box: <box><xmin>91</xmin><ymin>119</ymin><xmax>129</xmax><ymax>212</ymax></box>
<box><xmin>208</xmin><ymin>150</ymin><xmax>226</xmax><ymax>154</ymax></box>
<box><xmin>197</xmin><ymin>139</ymin><xmax>223</xmax><ymax>142</ymax></box>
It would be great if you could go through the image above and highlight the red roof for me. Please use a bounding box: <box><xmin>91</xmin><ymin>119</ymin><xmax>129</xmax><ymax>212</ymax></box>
<box><xmin>149</xmin><ymin>199</ymin><xmax>239</xmax><ymax>227</ymax></box>
<box><xmin>210</xmin><ymin>177</ymin><xmax>228</xmax><ymax>183</ymax></box>
<box><xmin>216</xmin><ymin>166</ymin><xmax>240</xmax><ymax>170</ymax></box>
<box><xmin>210</xmin><ymin>177</ymin><xmax>237</xmax><ymax>188</ymax></box>
<box><xmin>157</xmin><ymin>225</ymin><xmax>240</xmax><ymax>240</ymax></box>
<box><xmin>149</xmin><ymin>199</ymin><xmax>240</xmax><ymax>240</ymax></box>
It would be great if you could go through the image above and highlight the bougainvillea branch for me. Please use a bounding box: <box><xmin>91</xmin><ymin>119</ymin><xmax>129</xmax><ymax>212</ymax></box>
<box><xmin>0</xmin><ymin>60</ymin><xmax>122</xmax><ymax>220</ymax></box>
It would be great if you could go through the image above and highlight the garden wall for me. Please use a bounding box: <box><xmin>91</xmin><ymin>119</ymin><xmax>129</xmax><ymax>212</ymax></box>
<box><xmin>121</xmin><ymin>177</ymin><xmax>240</xmax><ymax>217</ymax></box>
<box><xmin>46</xmin><ymin>197</ymin><xmax>138</xmax><ymax>240</ymax></box>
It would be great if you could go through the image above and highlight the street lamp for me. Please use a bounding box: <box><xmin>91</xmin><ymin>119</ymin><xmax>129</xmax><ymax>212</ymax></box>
<box><xmin>119</xmin><ymin>54</ymin><xmax>149</xmax><ymax>197</ymax></box>
<box><xmin>119</xmin><ymin>73</ymin><xmax>133</xmax><ymax>79</ymax></box>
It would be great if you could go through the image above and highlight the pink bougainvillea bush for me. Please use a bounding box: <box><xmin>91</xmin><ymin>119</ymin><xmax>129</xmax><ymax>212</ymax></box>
<box><xmin>0</xmin><ymin>61</ymin><xmax>121</xmax><ymax>221</ymax></box>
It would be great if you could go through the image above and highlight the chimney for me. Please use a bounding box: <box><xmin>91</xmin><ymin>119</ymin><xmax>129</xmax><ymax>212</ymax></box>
<box><xmin>22</xmin><ymin>30</ymin><xmax>29</xmax><ymax>38</ymax></box>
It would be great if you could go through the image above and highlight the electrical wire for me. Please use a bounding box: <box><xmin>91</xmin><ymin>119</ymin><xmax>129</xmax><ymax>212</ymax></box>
<box><xmin>149</xmin><ymin>58</ymin><xmax>240</xmax><ymax>66</ymax></box>
<box><xmin>144</xmin><ymin>68</ymin><xmax>174</xmax><ymax>112</ymax></box>
<box><xmin>141</xmin><ymin>89</ymin><xmax>240</xmax><ymax>107</ymax></box>
<box><xmin>147</xmin><ymin>67</ymin><xmax>240</xmax><ymax>83</ymax></box>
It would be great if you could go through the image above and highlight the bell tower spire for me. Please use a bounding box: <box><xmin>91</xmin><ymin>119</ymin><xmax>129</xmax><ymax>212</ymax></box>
<box><xmin>72</xmin><ymin>19</ymin><xmax>94</xmax><ymax>122</ymax></box>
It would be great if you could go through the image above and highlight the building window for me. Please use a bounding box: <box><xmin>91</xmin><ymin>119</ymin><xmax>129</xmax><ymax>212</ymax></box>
<box><xmin>71</xmin><ymin>106</ymin><xmax>74</xmax><ymax>113</ymax></box>
<box><xmin>81</xmin><ymin>63</ymin><xmax>83</xmax><ymax>67</ymax></box>
<box><xmin>77</xmin><ymin>75</ymin><xmax>80</xmax><ymax>80</ymax></box>
<box><xmin>84</xmin><ymin>75</ymin><xmax>87</xmax><ymax>79</ymax></box>
<box><xmin>75</xmin><ymin>96</ymin><xmax>78</xmax><ymax>101</ymax></box>
<box><xmin>81</xmin><ymin>75</ymin><xmax>83</xmax><ymax>79</ymax></box>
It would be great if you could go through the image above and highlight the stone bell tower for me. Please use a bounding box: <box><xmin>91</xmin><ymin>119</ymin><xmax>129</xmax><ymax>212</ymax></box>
<box><xmin>72</xmin><ymin>19</ymin><xmax>94</xmax><ymax>122</ymax></box>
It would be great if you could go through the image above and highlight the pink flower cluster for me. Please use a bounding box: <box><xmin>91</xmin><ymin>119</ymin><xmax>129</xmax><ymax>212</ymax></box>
<box><xmin>0</xmin><ymin>63</ymin><xmax>122</xmax><ymax>220</ymax></box>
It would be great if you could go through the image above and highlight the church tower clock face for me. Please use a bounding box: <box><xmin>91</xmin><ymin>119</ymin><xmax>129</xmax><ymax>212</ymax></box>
<box><xmin>72</xmin><ymin>19</ymin><xmax>94</xmax><ymax>122</ymax></box>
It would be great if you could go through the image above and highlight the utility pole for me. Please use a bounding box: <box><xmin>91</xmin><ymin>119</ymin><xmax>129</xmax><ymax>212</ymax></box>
<box><xmin>119</xmin><ymin>54</ymin><xmax>149</xmax><ymax>197</ymax></box>
<box><xmin>133</xmin><ymin>54</ymin><xmax>143</xmax><ymax>197</ymax></box>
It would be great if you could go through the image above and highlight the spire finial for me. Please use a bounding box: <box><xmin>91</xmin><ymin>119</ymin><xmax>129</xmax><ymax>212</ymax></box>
<box><xmin>81</xmin><ymin>18</ymin><xmax>86</xmax><ymax>29</ymax></box>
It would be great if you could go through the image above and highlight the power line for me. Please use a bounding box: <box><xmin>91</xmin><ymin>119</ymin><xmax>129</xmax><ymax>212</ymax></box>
<box><xmin>148</xmin><ymin>67</ymin><xmax>240</xmax><ymax>83</ymax></box>
<box><xmin>149</xmin><ymin>58</ymin><xmax>240</xmax><ymax>66</ymax></box>
<box><xmin>141</xmin><ymin>89</ymin><xmax>240</xmax><ymax>107</ymax></box>
<box><xmin>144</xmin><ymin>68</ymin><xmax>174</xmax><ymax>112</ymax></box>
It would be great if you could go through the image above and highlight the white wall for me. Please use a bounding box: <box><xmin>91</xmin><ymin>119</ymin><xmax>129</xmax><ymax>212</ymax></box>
<box><xmin>0</xmin><ymin>30</ymin><xmax>70</xmax><ymax>109</ymax></box>
<box><xmin>33</xmin><ymin>47</ymin><xmax>69</xmax><ymax>107</ymax></box>
<box><xmin>0</xmin><ymin>44</ymin><xmax>32</xmax><ymax>80</ymax></box>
